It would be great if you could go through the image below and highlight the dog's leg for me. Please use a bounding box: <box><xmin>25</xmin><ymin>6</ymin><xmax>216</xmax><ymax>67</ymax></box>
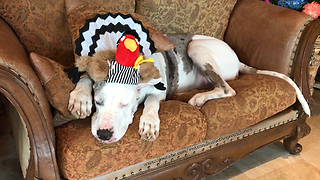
<box><xmin>138</xmin><ymin>94</ymin><xmax>162</xmax><ymax>141</ymax></box>
<box><xmin>187</xmin><ymin>37</ymin><xmax>239</xmax><ymax>108</ymax></box>
<box><xmin>68</xmin><ymin>75</ymin><xmax>93</xmax><ymax>119</ymax></box>
<box><xmin>188</xmin><ymin>64</ymin><xmax>236</xmax><ymax>108</ymax></box>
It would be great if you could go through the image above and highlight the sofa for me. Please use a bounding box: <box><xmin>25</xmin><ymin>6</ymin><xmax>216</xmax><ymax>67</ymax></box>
<box><xmin>1</xmin><ymin>0</ymin><xmax>320</xmax><ymax>179</ymax></box>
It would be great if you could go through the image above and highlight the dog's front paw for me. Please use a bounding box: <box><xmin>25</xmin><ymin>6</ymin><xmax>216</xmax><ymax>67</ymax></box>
<box><xmin>68</xmin><ymin>88</ymin><xmax>92</xmax><ymax>119</ymax></box>
<box><xmin>138</xmin><ymin>115</ymin><xmax>160</xmax><ymax>141</ymax></box>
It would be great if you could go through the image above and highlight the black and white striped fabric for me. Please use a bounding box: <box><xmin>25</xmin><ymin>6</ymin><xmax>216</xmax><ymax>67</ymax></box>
<box><xmin>106</xmin><ymin>61</ymin><xmax>140</xmax><ymax>85</ymax></box>
<box><xmin>75</xmin><ymin>12</ymin><xmax>156</xmax><ymax>57</ymax></box>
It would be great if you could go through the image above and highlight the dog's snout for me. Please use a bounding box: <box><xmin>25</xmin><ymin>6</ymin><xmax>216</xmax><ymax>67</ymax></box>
<box><xmin>97</xmin><ymin>129</ymin><xmax>113</xmax><ymax>140</ymax></box>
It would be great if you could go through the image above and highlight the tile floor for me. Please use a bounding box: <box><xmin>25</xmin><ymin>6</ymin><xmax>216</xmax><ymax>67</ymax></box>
<box><xmin>0</xmin><ymin>89</ymin><xmax>320</xmax><ymax>180</ymax></box>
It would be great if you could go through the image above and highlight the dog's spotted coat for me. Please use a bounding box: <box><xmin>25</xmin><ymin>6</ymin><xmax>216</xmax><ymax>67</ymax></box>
<box><xmin>68</xmin><ymin>35</ymin><xmax>310</xmax><ymax>144</ymax></box>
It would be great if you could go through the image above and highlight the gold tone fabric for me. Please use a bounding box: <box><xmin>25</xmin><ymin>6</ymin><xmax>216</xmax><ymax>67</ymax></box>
<box><xmin>56</xmin><ymin>101</ymin><xmax>207</xmax><ymax>179</ymax></box>
<box><xmin>0</xmin><ymin>0</ymin><xmax>135</xmax><ymax>67</ymax></box>
<box><xmin>55</xmin><ymin>74</ymin><xmax>297</xmax><ymax>179</ymax></box>
<box><xmin>135</xmin><ymin>0</ymin><xmax>238</xmax><ymax>40</ymax></box>
<box><xmin>201</xmin><ymin>74</ymin><xmax>297</xmax><ymax>139</ymax></box>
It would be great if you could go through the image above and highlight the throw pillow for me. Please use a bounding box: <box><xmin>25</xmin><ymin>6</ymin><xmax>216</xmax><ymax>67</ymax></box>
<box><xmin>29</xmin><ymin>53</ymin><xmax>77</xmax><ymax>125</ymax></box>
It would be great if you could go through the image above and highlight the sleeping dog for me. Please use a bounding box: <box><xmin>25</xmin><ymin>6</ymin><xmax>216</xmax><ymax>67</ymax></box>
<box><xmin>68</xmin><ymin>35</ymin><xmax>310</xmax><ymax>144</ymax></box>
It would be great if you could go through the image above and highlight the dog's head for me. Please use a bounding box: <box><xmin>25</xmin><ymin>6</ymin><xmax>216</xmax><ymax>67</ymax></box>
<box><xmin>91</xmin><ymin>81</ymin><xmax>138</xmax><ymax>143</ymax></box>
<box><xmin>91</xmin><ymin>78</ymin><xmax>161</xmax><ymax>143</ymax></box>
<box><xmin>84</xmin><ymin>46</ymin><xmax>161</xmax><ymax>143</ymax></box>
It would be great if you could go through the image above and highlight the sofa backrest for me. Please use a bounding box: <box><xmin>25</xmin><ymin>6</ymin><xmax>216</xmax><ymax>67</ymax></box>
<box><xmin>135</xmin><ymin>0</ymin><xmax>238</xmax><ymax>40</ymax></box>
<box><xmin>1</xmin><ymin>0</ymin><xmax>238</xmax><ymax>67</ymax></box>
<box><xmin>0</xmin><ymin>0</ymin><xmax>135</xmax><ymax>67</ymax></box>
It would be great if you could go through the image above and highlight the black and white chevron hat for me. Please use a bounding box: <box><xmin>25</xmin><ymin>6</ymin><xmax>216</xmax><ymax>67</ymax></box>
<box><xmin>75</xmin><ymin>12</ymin><xmax>156</xmax><ymax>57</ymax></box>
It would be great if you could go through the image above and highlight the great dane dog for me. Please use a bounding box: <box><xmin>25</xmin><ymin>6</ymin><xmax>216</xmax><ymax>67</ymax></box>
<box><xmin>68</xmin><ymin>35</ymin><xmax>310</xmax><ymax>144</ymax></box>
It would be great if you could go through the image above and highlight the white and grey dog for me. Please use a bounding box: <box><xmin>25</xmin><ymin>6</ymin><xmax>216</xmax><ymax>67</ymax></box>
<box><xmin>68</xmin><ymin>35</ymin><xmax>310</xmax><ymax>144</ymax></box>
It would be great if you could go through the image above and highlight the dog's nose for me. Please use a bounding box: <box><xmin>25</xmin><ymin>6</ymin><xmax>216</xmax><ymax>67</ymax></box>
<box><xmin>97</xmin><ymin>129</ymin><xmax>113</xmax><ymax>140</ymax></box>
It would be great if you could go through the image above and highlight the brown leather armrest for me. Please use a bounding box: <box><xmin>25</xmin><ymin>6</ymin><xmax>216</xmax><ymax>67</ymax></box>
<box><xmin>225</xmin><ymin>0</ymin><xmax>320</xmax><ymax>116</ymax></box>
<box><xmin>0</xmin><ymin>18</ymin><xmax>60</xmax><ymax>179</ymax></box>
<box><xmin>225</xmin><ymin>0</ymin><xmax>314</xmax><ymax>75</ymax></box>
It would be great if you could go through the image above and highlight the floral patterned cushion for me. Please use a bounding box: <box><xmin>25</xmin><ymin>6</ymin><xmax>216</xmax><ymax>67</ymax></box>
<box><xmin>0</xmin><ymin>0</ymin><xmax>135</xmax><ymax>67</ymax></box>
<box><xmin>55</xmin><ymin>100</ymin><xmax>207</xmax><ymax>179</ymax></box>
<box><xmin>55</xmin><ymin>74</ymin><xmax>297</xmax><ymax>179</ymax></box>
<box><xmin>201</xmin><ymin>74</ymin><xmax>297</xmax><ymax>139</ymax></box>
<box><xmin>135</xmin><ymin>0</ymin><xmax>238</xmax><ymax>40</ymax></box>
<box><xmin>172</xmin><ymin>74</ymin><xmax>297</xmax><ymax>139</ymax></box>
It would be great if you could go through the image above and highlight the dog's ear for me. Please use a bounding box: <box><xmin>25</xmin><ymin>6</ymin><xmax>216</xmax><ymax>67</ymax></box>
<box><xmin>87</xmin><ymin>57</ymin><xmax>110</xmax><ymax>82</ymax></box>
<box><xmin>75</xmin><ymin>55</ymin><xmax>91</xmax><ymax>72</ymax></box>
<box><xmin>138</xmin><ymin>61</ymin><xmax>161</xmax><ymax>84</ymax></box>
<box><xmin>75</xmin><ymin>50</ymin><xmax>116</xmax><ymax>82</ymax></box>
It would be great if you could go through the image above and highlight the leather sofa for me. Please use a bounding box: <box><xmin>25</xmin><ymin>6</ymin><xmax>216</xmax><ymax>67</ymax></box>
<box><xmin>1</xmin><ymin>0</ymin><xmax>320</xmax><ymax>179</ymax></box>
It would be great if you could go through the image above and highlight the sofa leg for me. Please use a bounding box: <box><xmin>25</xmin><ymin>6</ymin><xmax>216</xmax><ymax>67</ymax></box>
<box><xmin>301</xmin><ymin>122</ymin><xmax>311</xmax><ymax>138</ymax></box>
<box><xmin>283</xmin><ymin>122</ymin><xmax>310</xmax><ymax>155</ymax></box>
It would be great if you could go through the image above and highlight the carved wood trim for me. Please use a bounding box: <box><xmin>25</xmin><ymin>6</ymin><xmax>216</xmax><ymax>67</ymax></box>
<box><xmin>129</xmin><ymin>120</ymin><xmax>299</xmax><ymax>180</ymax></box>
<box><xmin>186</xmin><ymin>157</ymin><xmax>233</xmax><ymax>179</ymax></box>
<box><xmin>302</xmin><ymin>122</ymin><xmax>311</xmax><ymax>138</ymax></box>
<box><xmin>291</xmin><ymin>19</ymin><xmax>320</xmax><ymax>117</ymax></box>
<box><xmin>288</xmin><ymin>19</ymin><xmax>313</xmax><ymax>77</ymax></box>
<box><xmin>309</xmin><ymin>37</ymin><xmax>320</xmax><ymax>95</ymax></box>
<box><xmin>0</xmin><ymin>66</ymin><xmax>60</xmax><ymax>180</ymax></box>
<box><xmin>283</xmin><ymin>123</ymin><xmax>304</xmax><ymax>155</ymax></box>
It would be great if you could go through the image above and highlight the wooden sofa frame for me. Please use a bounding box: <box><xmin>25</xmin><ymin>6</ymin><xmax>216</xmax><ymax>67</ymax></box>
<box><xmin>1</xmin><ymin>1</ymin><xmax>320</xmax><ymax>179</ymax></box>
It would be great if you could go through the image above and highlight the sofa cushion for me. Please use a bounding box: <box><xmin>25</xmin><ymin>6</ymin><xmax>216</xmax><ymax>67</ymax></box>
<box><xmin>135</xmin><ymin>0</ymin><xmax>238</xmax><ymax>40</ymax></box>
<box><xmin>55</xmin><ymin>100</ymin><xmax>207</xmax><ymax>179</ymax></box>
<box><xmin>171</xmin><ymin>74</ymin><xmax>297</xmax><ymax>139</ymax></box>
<box><xmin>55</xmin><ymin>73</ymin><xmax>297</xmax><ymax>179</ymax></box>
<box><xmin>201</xmin><ymin>74</ymin><xmax>297</xmax><ymax>139</ymax></box>
<box><xmin>0</xmin><ymin>0</ymin><xmax>135</xmax><ymax>67</ymax></box>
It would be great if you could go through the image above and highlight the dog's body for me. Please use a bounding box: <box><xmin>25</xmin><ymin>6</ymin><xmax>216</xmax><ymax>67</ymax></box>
<box><xmin>68</xmin><ymin>35</ymin><xmax>310</xmax><ymax>144</ymax></box>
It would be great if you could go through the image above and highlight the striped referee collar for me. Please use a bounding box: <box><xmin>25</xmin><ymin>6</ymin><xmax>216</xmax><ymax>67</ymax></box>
<box><xmin>105</xmin><ymin>60</ymin><xmax>166</xmax><ymax>91</ymax></box>
<box><xmin>106</xmin><ymin>61</ymin><xmax>140</xmax><ymax>85</ymax></box>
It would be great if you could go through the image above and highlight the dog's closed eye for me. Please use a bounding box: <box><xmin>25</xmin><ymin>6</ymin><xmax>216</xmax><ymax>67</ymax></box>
<box><xmin>95</xmin><ymin>100</ymin><xmax>104</xmax><ymax>106</ymax></box>
<box><xmin>120</xmin><ymin>103</ymin><xmax>128</xmax><ymax>109</ymax></box>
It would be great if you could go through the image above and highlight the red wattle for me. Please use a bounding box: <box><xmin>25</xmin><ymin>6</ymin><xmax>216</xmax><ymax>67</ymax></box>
<box><xmin>115</xmin><ymin>35</ymin><xmax>139</xmax><ymax>67</ymax></box>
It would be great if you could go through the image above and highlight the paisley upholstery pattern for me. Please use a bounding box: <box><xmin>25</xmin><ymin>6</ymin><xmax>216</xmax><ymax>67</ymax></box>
<box><xmin>56</xmin><ymin>101</ymin><xmax>207</xmax><ymax>179</ymax></box>
<box><xmin>171</xmin><ymin>74</ymin><xmax>297</xmax><ymax>139</ymax></box>
<box><xmin>55</xmin><ymin>74</ymin><xmax>297</xmax><ymax>179</ymax></box>
<box><xmin>0</xmin><ymin>0</ymin><xmax>135</xmax><ymax>67</ymax></box>
<box><xmin>1</xmin><ymin>1</ymin><xmax>301</xmax><ymax>179</ymax></box>
<box><xmin>135</xmin><ymin>0</ymin><xmax>238</xmax><ymax>40</ymax></box>
<box><xmin>201</xmin><ymin>74</ymin><xmax>297</xmax><ymax>139</ymax></box>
